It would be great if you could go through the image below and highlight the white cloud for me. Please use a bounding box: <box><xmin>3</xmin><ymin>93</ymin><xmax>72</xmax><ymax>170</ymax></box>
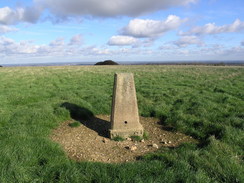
<box><xmin>0</xmin><ymin>37</ymin><xmax>39</xmax><ymax>54</ymax></box>
<box><xmin>121</xmin><ymin>15</ymin><xmax>186</xmax><ymax>38</ymax></box>
<box><xmin>221</xmin><ymin>46</ymin><xmax>244</xmax><ymax>57</ymax></box>
<box><xmin>49</xmin><ymin>38</ymin><xmax>65</xmax><ymax>47</ymax></box>
<box><xmin>0</xmin><ymin>35</ymin><xmax>158</xmax><ymax>61</ymax></box>
<box><xmin>159</xmin><ymin>44</ymin><xmax>178</xmax><ymax>50</ymax></box>
<box><xmin>0</xmin><ymin>7</ymin><xmax>24</xmax><ymax>25</ymax></box>
<box><xmin>69</xmin><ymin>34</ymin><xmax>83</xmax><ymax>45</ymax></box>
<box><xmin>134</xmin><ymin>38</ymin><xmax>156</xmax><ymax>48</ymax></box>
<box><xmin>0</xmin><ymin>37</ymin><xmax>15</xmax><ymax>46</ymax></box>
<box><xmin>183</xmin><ymin>19</ymin><xmax>244</xmax><ymax>35</ymax></box>
<box><xmin>0</xmin><ymin>25</ymin><xmax>18</xmax><ymax>34</ymax></box>
<box><xmin>37</xmin><ymin>0</ymin><xmax>196</xmax><ymax>17</ymax></box>
<box><xmin>0</xmin><ymin>6</ymin><xmax>42</xmax><ymax>25</ymax></box>
<box><xmin>22</xmin><ymin>6</ymin><xmax>44</xmax><ymax>24</ymax></box>
<box><xmin>1</xmin><ymin>35</ymin><xmax>244</xmax><ymax>63</ymax></box>
<box><xmin>0</xmin><ymin>0</ymin><xmax>196</xmax><ymax>25</ymax></box>
<box><xmin>108</xmin><ymin>35</ymin><xmax>137</xmax><ymax>46</ymax></box>
<box><xmin>0</xmin><ymin>36</ymin><xmax>58</xmax><ymax>56</ymax></box>
<box><xmin>0</xmin><ymin>36</ymin><xmax>110</xmax><ymax>57</ymax></box>
<box><xmin>174</xmin><ymin>35</ymin><xmax>203</xmax><ymax>47</ymax></box>
<box><xmin>89</xmin><ymin>47</ymin><xmax>111</xmax><ymax>55</ymax></box>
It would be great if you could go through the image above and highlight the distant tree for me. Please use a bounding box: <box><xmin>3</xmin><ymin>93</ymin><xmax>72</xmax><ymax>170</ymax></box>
<box><xmin>95</xmin><ymin>60</ymin><xmax>119</xmax><ymax>65</ymax></box>
<box><xmin>214</xmin><ymin>62</ymin><xmax>225</xmax><ymax>66</ymax></box>
<box><xmin>0</xmin><ymin>65</ymin><xmax>2</xmax><ymax>67</ymax></box>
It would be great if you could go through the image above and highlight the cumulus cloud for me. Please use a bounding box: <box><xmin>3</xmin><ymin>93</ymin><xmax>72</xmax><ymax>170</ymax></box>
<box><xmin>221</xmin><ymin>46</ymin><xmax>244</xmax><ymax>57</ymax></box>
<box><xmin>0</xmin><ymin>7</ymin><xmax>23</xmax><ymax>25</ymax></box>
<box><xmin>182</xmin><ymin>19</ymin><xmax>244</xmax><ymax>35</ymax></box>
<box><xmin>36</xmin><ymin>0</ymin><xmax>196</xmax><ymax>17</ymax></box>
<box><xmin>88</xmin><ymin>47</ymin><xmax>111</xmax><ymax>55</ymax></box>
<box><xmin>0</xmin><ymin>35</ymin><xmax>109</xmax><ymax>57</ymax></box>
<box><xmin>0</xmin><ymin>0</ymin><xmax>196</xmax><ymax>25</ymax></box>
<box><xmin>0</xmin><ymin>37</ymin><xmax>15</xmax><ymax>46</ymax></box>
<box><xmin>0</xmin><ymin>25</ymin><xmax>18</xmax><ymax>34</ymax></box>
<box><xmin>108</xmin><ymin>35</ymin><xmax>137</xmax><ymax>46</ymax></box>
<box><xmin>0</xmin><ymin>6</ymin><xmax>42</xmax><ymax>25</ymax></box>
<box><xmin>135</xmin><ymin>38</ymin><xmax>156</xmax><ymax>48</ymax></box>
<box><xmin>121</xmin><ymin>15</ymin><xmax>186</xmax><ymax>38</ymax></box>
<box><xmin>174</xmin><ymin>35</ymin><xmax>203</xmax><ymax>47</ymax></box>
<box><xmin>0</xmin><ymin>36</ymin><xmax>58</xmax><ymax>56</ymax></box>
<box><xmin>22</xmin><ymin>6</ymin><xmax>44</xmax><ymax>23</ymax></box>
<box><xmin>69</xmin><ymin>34</ymin><xmax>83</xmax><ymax>45</ymax></box>
<box><xmin>49</xmin><ymin>38</ymin><xmax>65</xmax><ymax>47</ymax></box>
<box><xmin>0</xmin><ymin>35</ymin><xmax>157</xmax><ymax>60</ymax></box>
<box><xmin>0</xmin><ymin>36</ymin><xmax>39</xmax><ymax>55</ymax></box>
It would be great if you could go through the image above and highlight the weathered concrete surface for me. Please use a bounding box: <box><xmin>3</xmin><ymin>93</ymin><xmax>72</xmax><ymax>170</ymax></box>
<box><xmin>110</xmin><ymin>73</ymin><xmax>144</xmax><ymax>138</ymax></box>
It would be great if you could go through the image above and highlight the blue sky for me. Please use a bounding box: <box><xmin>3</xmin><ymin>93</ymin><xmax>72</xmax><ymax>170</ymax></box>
<box><xmin>0</xmin><ymin>0</ymin><xmax>244</xmax><ymax>64</ymax></box>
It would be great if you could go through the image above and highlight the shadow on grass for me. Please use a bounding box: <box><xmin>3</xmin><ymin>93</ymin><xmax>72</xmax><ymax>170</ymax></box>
<box><xmin>61</xmin><ymin>102</ymin><xmax>110</xmax><ymax>138</ymax></box>
<box><xmin>157</xmin><ymin>115</ymin><xmax>175</xmax><ymax>131</ymax></box>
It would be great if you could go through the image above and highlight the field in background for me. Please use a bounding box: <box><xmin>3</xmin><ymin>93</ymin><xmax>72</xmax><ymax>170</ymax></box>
<box><xmin>0</xmin><ymin>65</ymin><xmax>243</xmax><ymax>182</ymax></box>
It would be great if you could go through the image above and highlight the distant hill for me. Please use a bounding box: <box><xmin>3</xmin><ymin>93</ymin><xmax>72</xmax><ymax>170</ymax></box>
<box><xmin>0</xmin><ymin>65</ymin><xmax>3</xmax><ymax>67</ymax></box>
<box><xmin>95</xmin><ymin>60</ymin><xmax>119</xmax><ymax>65</ymax></box>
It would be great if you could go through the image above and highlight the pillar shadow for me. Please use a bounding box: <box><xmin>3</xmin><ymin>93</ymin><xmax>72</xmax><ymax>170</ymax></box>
<box><xmin>157</xmin><ymin>116</ymin><xmax>175</xmax><ymax>131</ymax></box>
<box><xmin>61</xmin><ymin>102</ymin><xmax>111</xmax><ymax>138</ymax></box>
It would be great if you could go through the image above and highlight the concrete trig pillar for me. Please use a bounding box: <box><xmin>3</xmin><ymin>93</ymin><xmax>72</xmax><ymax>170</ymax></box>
<box><xmin>110</xmin><ymin>73</ymin><xmax>144</xmax><ymax>138</ymax></box>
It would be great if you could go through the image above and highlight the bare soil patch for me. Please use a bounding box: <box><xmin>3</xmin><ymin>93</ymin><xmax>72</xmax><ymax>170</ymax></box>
<box><xmin>51</xmin><ymin>115</ymin><xmax>196</xmax><ymax>163</ymax></box>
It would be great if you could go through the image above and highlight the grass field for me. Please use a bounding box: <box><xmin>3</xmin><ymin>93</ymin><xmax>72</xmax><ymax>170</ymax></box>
<box><xmin>0</xmin><ymin>65</ymin><xmax>243</xmax><ymax>183</ymax></box>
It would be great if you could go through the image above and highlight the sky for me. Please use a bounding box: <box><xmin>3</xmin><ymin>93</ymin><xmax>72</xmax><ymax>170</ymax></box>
<box><xmin>0</xmin><ymin>0</ymin><xmax>244</xmax><ymax>64</ymax></box>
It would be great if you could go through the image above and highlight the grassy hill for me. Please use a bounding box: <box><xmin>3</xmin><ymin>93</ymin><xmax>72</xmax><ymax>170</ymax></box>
<box><xmin>0</xmin><ymin>65</ymin><xmax>243</xmax><ymax>182</ymax></box>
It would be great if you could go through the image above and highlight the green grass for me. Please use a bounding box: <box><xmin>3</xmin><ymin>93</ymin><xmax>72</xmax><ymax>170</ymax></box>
<box><xmin>68</xmin><ymin>121</ymin><xmax>81</xmax><ymax>128</ymax></box>
<box><xmin>112</xmin><ymin>136</ymin><xmax>125</xmax><ymax>141</ymax></box>
<box><xmin>0</xmin><ymin>65</ymin><xmax>243</xmax><ymax>182</ymax></box>
<box><xmin>130</xmin><ymin>135</ymin><xmax>143</xmax><ymax>141</ymax></box>
<box><xmin>143</xmin><ymin>131</ymin><xmax>149</xmax><ymax>140</ymax></box>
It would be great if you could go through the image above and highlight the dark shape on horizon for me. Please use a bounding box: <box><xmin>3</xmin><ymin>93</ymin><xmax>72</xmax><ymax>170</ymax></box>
<box><xmin>95</xmin><ymin>60</ymin><xmax>119</xmax><ymax>65</ymax></box>
<box><xmin>0</xmin><ymin>65</ymin><xmax>2</xmax><ymax>67</ymax></box>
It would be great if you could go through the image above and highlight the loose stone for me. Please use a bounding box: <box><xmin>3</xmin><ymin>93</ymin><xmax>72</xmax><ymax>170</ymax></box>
<box><xmin>130</xmin><ymin>145</ymin><xmax>137</xmax><ymax>151</ymax></box>
<box><xmin>102</xmin><ymin>138</ymin><xmax>108</xmax><ymax>143</ymax></box>
<box><xmin>152</xmin><ymin>143</ymin><xmax>159</xmax><ymax>149</ymax></box>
